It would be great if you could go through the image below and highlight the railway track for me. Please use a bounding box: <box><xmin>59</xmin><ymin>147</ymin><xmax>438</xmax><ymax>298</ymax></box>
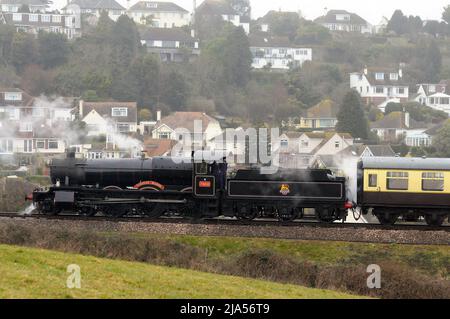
<box><xmin>1</xmin><ymin>211</ymin><xmax>449</xmax><ymax>232</ymax></box>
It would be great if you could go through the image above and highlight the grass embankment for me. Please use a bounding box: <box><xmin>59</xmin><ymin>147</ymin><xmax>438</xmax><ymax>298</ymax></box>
<box><xmin>0</xmin><ymin>223</ymin><xmax>448</xmax><ymax>298</ymax></box>
<box><xmin>0</xmin><ymin>244</ymin><xmax>360</xmax><ymax>299</ymax></box>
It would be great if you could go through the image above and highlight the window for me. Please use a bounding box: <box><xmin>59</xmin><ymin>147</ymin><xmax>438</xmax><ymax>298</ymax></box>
<box><xmin>375</xmin><ymin>73</ymin><xmax>384</xmax><ymax>80</ymax></box>
<box><xmin>0</xmin><ymin>139</ymin><xmax>13</xmax><ymax>153</ymax></box>
<box><xmin>12</xmin><ymin>13</ymin><xmax>22</xmax><ymax>21</ymax></box>
<box><xmin>52</xmin><ymin>15</ymin><xmax>61</xmax><ymax>23</ymax></box>
<box><xmin>335</xmin><ymin>141</ymin><xmax>340</xmax><ymax>149</ymax></box>
<box><xmin>375</xmin><ymin>87</ymin><xmax>384</xmax><ymax>94</ymax></box>
<box><xmin>32</xmin><ymin>107</ymin><xmax>44</xmax><ymax>117</ymax></box>
<box><xmin>441</xmin><ymin>98</ymin><xmax>450</xmax><ymax>105</ymax></box>
<box><xmin>117</xmin><ymin>123</ymin><xmax>130</xmax><ymax>132</ymax></box>
<box><xmin>36</xmin><ymin>140</ymin><xmax>45</xmax><ymax>149</ymax></box>
<box><xmin>387</xmin><ymin>172</ymin><xmax>409</xmax><ymax>190</ymax></box>
<box><xmin>48</xmin><ymin>139</ymin><xmax>58</xmax><ymax>149</ymax></box>
<box><xmin>280</xmin><ymin>139</ymin><xmax>288</xmax><ymax>147</ymax></box>
<box><xmin>4</xmin><ymin>92</ymin><xmax>22</xmax><ymax>101</ymax></box>
<box><xmin>29</xmin><ymin>14</ymin><xmax>38</xmax><ymax>22</ymax></box>
<box><xmin>158</xmin><ymin>132</ymin><xmax>170</xmax><ymax>139</ymax></box>
<box><xmin>111</xmin><ymin>107</ymin><xmax>128</xmax><ymax>117</ymax></box>
<box><xmin>19</xmin><ymin>122</ymin><xmax>32</xmax><ymax>132</ymax></box>
<box><xmin>368</xmin><ymin>174</ymin><xmax>378</xmax><ymax>187</ymax></box>
<box><xmin>390</xmin><ymin>73</ymin><xmax>398</xmax><ymax>81</ymax></box>
<box><xmin>398</xmin><ymin>87</ymin><xmax>405</xmax><ymax>94</ymax></box>
<box><xmin>422</xmin><ymin>172</ymin><xmax>444</xmax><ymax>191</ymax></box>
<box><xmin>41</xmin><ymin>15</ymin><xmax>50</xmax><ymax>22</ymax></box>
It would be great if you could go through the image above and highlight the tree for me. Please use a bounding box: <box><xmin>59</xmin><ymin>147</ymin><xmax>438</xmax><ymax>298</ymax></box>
<box><xmin>160</xmin><ymin>71</ymin><xmax>189</xmax><ymax>110</ymax></box>
<box><xmin>387</xmin><ymin>10</ymin><xmax>409</xmax><ymax>34</ymax></box>
<box><xmin>442</xmin><ymin>5</ymin><xmax>450</xmax><ymax>24</ymax></box>
<box><xmin>226</xmin><ymin>0</ymin><xmax>251</xmax><ymax>18</ymax></box>
<box><xmin>110</xmin><ymin>15</ymin><xmax>141</xmax><ymax>70</ymax></box>
<box><xmin>37</xmin><ymin>31</ymin><xmax>69</xmax><ymax>69</ymax></box>
<box><xmin>431</xmin><ymin>122</ymin><xmax>450</xmax><ymax>157</ymax></box>
<box><xmin>260</xmin><ymin>10</ymin><xmax>301</xmax><ymax>40</ymax></box>
<box><xmin>139</xmin><ymin>108</ymin><xmax>152</xmax><ymax>121</ymax></box>
<box><xmin>11</xmin><ymin>32</ymin><xmax>37</xmax><ymax>72</ymax></box>
<box><xmin>336</xmin><ymin>91</ymin><xmax>369</xmax><ymax>139</ymax></box>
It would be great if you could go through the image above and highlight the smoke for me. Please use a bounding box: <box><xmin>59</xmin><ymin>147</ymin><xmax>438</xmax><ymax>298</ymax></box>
<box><xmin>335</xmin><ymin>155</ymin><xmax>360</xmax><ymax>203</ymax></box>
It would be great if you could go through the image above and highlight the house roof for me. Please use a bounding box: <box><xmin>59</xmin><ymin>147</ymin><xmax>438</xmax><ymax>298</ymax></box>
<box><xmin>130</xmin><ymin>1</ymin><xmax>188</xmax><ymax>13</ymax></box>
<box><xmin>365</xmin><ymin>144</ymin><xmax>396</xmax><ymax>157</ymax></box>
<box><xmin>140</xmin><ymin>27</ymin><xmax>197</xmax><ymax>42</ymax></box>
<box><xmin>249</xmin><ymin>35</ymin><xmax>296</xmax><ymax>48</ymax></box>
<box><xmin>81</xmin><ymin>101</ymin><xmax>137</xmax><ymax>123</ymax></box>
<box><xmin>0</xmin><ymin>88</ymin><xmax>34</xmax><ymax>107</ymax></box>
<box><xmin>143</xmin><ymin>138</ymin><xmax>177</xmax><ymax>157</ymax></box>
<box><xmin>196</xmin><ymin>0</ymin><xmax>236</xmax><ymax>16</ymax></box>
<box><xmin>284</xmin><ymin>131</ymin><xmax>303</xmax><ymax>139</ymax></box>
<box><xmin>63</xmin><ymin>0</ymin><xmax>125</xmax><ymax>11</ymax></box>
<box><xmin>155</xmin><ymin>112</ymin><xmax>219</xmax><ymax>133</ymax></box>
<box><xmin>0</xmin><ymin>0</ymin><xmax>47</xmax><ymax>6</ymax></box>
<box><xmin>314</xmin><ymin>10</ymin><xmax>369</xmax><ymax>26</ymax></box>
<box><xmin>370</xmin><ymin>112</ymin><xmax>427</xmax><ymax>130</ymax></box>
<box><xmin>305</xmin><ymin>99</ymin><xmax>338</xmax><ymax>118</ymax></box>
<box><xmin>359</xmin><ymin>67</ymin><xmax>408</xmax><ymax>86</ymax></box>
<box><xmin>309</xmin><ymin>132</ymin><xmax>353</xmax><ymax>155</ymax></box>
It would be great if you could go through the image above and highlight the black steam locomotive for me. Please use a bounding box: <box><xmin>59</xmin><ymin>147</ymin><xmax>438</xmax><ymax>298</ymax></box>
<box><xmin>32</xmin><ymin>154</ymin><xmax>350</xmax><ymax>223</ymax></box>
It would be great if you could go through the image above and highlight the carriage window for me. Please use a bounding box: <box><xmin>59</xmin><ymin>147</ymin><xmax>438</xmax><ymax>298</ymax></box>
<box><xmin>422</xmin><ymin>172</ymin><xmax>444</xmax><ymax>191</ymax></box>
<box><xmin>387</xmin><ymin>172</ymin><xmax>409</xmax><ymax>190</ymax></box>
<box><xmin>368</xmin><ymin>174</ymin><xmax>378</xmax><ymax>187</ymax></box>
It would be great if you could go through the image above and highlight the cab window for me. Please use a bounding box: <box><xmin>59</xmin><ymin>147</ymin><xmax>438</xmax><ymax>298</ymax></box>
<box><xmin>386</xmin><ymin>172</ymin><xmax>409</xmax><ymax>190</ymax></box>
<box><xmin>368</xmin><ymin>174</ymin><xmax>378</xmax><ymax>187</ymax></box>
<box><xmin>422</xmin><ymin>172</ymin><xmax>444</xmax><ymax>191</ymax></box>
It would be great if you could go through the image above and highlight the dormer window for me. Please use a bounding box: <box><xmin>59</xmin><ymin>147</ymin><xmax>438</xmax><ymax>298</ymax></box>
<box><xmin>375</xmin><ymin>73</ymin><xmax>385</xmax><ymax>80</ymax></box>
<box><xmin>390</xmin><ymin>73</ymin><xmax>398</xmax><ymax>81</ymax></box>
<box><xmin>336</xmin><ymin>14</ymin><xmax>350</xmax><ymax>21</ymax></box>
<box><xmin>112</xmin><ymin>107</ymin><xmax>128</xmax><ymax>117</ymax></box>
<box><xmin>429</xmin><ymin>85</ymin><xmax>436</xmax><ymax>93</ymax></box>
<box><xmin>4</xmin><ymin>92</ymin><xmax>22</xmax><ymax>101</ymax></box>
<box><xmin>146</xmin><ymin>2</ymin><xmax>157</xmax><ymax>8</ymax></box>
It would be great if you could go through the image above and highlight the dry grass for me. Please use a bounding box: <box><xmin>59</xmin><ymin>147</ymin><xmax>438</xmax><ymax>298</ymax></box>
<box><xmin>0</xmin><ymin>223</ymin><xmax>448</xmax><ymax>299</ymax></box>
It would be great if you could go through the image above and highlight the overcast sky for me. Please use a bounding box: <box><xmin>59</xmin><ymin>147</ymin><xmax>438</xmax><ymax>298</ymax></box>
<box><xmin>54</xmin><ymin>0</ymin><xmax>450</xmax><ymax>24</ymax></box>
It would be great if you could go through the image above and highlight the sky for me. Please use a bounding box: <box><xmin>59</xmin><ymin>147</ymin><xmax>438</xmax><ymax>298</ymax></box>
<box><xmin>53</xmin><ymin>0</ymin><xmax>450</xmax><ymax>24</ymax></box>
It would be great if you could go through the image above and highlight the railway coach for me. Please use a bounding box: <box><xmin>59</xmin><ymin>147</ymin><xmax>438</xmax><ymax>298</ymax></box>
<box><xmin>357</xmin><ymin>157</ymin><xmax>450</xmax><ymax>226</ymax></box>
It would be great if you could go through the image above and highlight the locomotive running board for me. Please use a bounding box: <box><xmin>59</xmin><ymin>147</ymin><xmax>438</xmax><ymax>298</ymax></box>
<box><xmin>82</xmin><ymin>198</ymin><xmax>188</xmax><ymax>205</ymax></box>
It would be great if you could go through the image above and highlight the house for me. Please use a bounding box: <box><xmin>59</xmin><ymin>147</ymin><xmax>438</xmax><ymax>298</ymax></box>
<box><xmin>140</xmin><ymin>27</ymin><xmax>199</xmax><ymax>62</ymax></box>
<box><xmin>195</xmin><ymin>0</ymin><xmax>250</xmax><ymax>34</ymax></box>
<box><xmin>374</xmin><ymin>16</ymin><xmax>389</xmax><ymax>34</ymax></box>
<box><xmin>314</xmin><ymin>10</ymin><xmax>372</xmax><ymax>34</ymax></box>
<box><xmin>0</xmin><ymin>89</ymin><xmax>73</xmax><ymax>124</ymax></box>
<box><xmin>350</xmin><ymin>66</ymin><xmax>409</xmax><ymax>110</ymax></box>
<box><xmin>249</xmin><ymin>35</ymin><xmax>312</xmax><ymax>70</ymax></box>
<box><xmin>152</xmin><ymin>111</ymin><xmax>223</xmax><ymax>156</ymax></box>
<box><xmin>311</xmin><ymin>144</ymin><xmax>396</xmax><ymax>171</ymax></box>
<box><xmin>62</xmin><ymin>0</ymin><xmax>125</xmax><ymax>21</ymax></box>
<box><xmin>413</xmin><ymin>81</ymin><xmax>450</xmax><ymax>115</ymax></box>
<box><xmin>370</xmin><ymin>111</ymin><xmax>429</xmax><ymax>143</ymax></box>
<box><xmin>128</xmin><ymin>1</ymin><xmax>190</xmax><ymax>27</ymax></box>
<box><xmin>277</xmin><ymin>131</ymin><xmax>354</xmax><ymax>168</ymax></box>
<box><xmin>143</xmin><ymin>137</ymin><xmax>178</xmax><ymax>157</ymax></box>
<box><xmin>2</xmin><ymin>10</ymin><xmax>81</xmax><ymax>39</ymax></box>
<box><xmin>0</xmin><ymin>0</ymin><xmax>48</xmax><ymax>13</ymax></box>
<box><xmin>298</xmin><ymin>99</ymin><xmax>338</xmax><ymax>130</ymax></box>
<box><xmin>78</xmin><ymin>101</ymin><xmax>138</xmax><ymax>136</ymax></box>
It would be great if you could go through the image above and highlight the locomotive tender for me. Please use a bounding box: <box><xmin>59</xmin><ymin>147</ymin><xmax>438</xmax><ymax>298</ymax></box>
<box><xmin>32</xmin><ymin>154</ymin><xmax>350</xmax><ymax>223</ymax></box>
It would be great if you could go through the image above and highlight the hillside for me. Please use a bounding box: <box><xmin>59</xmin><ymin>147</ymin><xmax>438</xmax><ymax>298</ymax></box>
<box><xmin>0</xmin><ymin>244</ymin><xmax>361</xmax><ymax>299</ymax></box>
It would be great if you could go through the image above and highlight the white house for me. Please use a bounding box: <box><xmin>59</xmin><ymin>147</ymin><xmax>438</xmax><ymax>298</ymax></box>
<box><xmin>3</xmin><ymin>11</ymin><xmax>81</xmax><ymax>39</ymax></box>
<box><xmin>195</xmin><ymin>0</ymin><xmax>250</xmax><ymax>34</ymax></box>
<box><xmin>140</xmin><ymin>27</ymin><xmax>199</xmax><ymax>62</ymax></box>
<box><xmin>413</xmin><ymin>81</ymin><xmax>450</xmax><ymax>115</ymax></box>
<box><xmin>277</xmin><ymin>132</ymin><xmax>354</xmax><ymax>169</ymax></box>
<box><xmin>152</xmin><ymin>111</ymin><xmax>223</xmax><ymax>156</ymax></box>
<box><xmin>350</xmin><ymin>66</ymin><xmax>409</xmax><ymax>109</ymax></box>
<box><xmin>78</xmin><ymin>101</ymin><xmax>138</xmax><ymax>136</ymax></box>
<box><xmin>314</xmin><ymin>10</ymin><xmax>372</xmax><ymax>34</ymax></box>
<box><xmin>62</xmin><ymin>0</ymin><xmax>126</xmax><ymax>21</ymax></box>
<box><xmin>0</xmin><ymin>0</ymin><xmax>48</xmax><ymax>13</ymax></box>
<box><xmin>249</xmin><ymin>35</ymin><xmax>312</xmax><ymax>70</ymax></box>
<box><xmin>128</xmin><ymin>1</ymin><xmax>190</xmax><ymax>27</ymax></box>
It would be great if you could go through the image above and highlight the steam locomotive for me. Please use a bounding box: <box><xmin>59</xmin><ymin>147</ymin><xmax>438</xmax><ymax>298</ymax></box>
<box><xmin>31</xmin><ymin>154</ymin><xmax>450</xmax><ymax>226</ymax></box>
<box><xmin>32</xmin><ymin>154</ymin><xmax>350</xmax><ymax>223</ymax></box>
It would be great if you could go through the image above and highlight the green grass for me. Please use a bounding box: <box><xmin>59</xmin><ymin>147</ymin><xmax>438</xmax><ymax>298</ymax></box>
<box><xmin>0</xmin><ymin>244</ymin><xmax>362</xmax><ymax>299</ymax></box>
<box><xmin>125</xmin><ymin>233</ymin><xmax>450</xmax><ymax>278</ymax></box>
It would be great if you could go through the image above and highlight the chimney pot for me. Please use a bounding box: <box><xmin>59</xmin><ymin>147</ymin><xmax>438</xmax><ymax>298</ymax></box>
<box><xmin>157</xmin><ymin>110</ymin><xmax>162</xmax><ymax>122</ymax></box>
